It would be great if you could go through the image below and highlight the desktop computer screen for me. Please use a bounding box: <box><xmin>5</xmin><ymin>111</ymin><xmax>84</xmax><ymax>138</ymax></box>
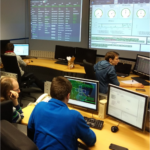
<box><xmin>134</xmin><ymin>54</ymin><xmax>150</xmax><ymax>77</ymax></box>
<box><xmin>55</xmin><ymin>45</ymin><xmax>76</xmax><ymax>60</ymax></box>
<box><xmin>14</xmin><ymin>44</ymin><xmax>29</xmax><ymax>56</ymax></box>
<box><xmin>106</xmin><ymin>84</ymin><xmax>149</xmax><ymax>131</ymax></box>
<box><xmin>75</xmin><ymin>47</ymin><xmax>97</xmax><ymax>64</ymax></box>
<box><xmin>65</xmin><ymin>76</ymin><xmax>99</xmax><ymax>112</ymax></box>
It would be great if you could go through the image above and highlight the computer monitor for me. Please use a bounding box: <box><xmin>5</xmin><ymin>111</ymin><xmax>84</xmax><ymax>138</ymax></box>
<box><xmin>134</xmin><ymin>54</ymin><xmax>150</xmax><ymax>78</ymax></box>
<box><xmin>14</xmin><ymin>44</ymin><xmax>29</xmax><ymax>56</ymax></box>
<box><xmin>55</xmin><ymin>45</ymin><xmax>76</xmax><ymax>61</ymax></box>
<box><xmin>0</xmin><ymin>40</ymin><xmax>10</xmax><ymax>55</ymax></box>
<box><xmin>75</xmin><ymin>47</ymin><xmax>97</xmax><ymax>64</ymax></box>
<box><xmin>65</xmin><ymin>76</ymin><xmax>99</xmax><ymax>113</ymax></box>
<box><xmin>106</xmin><ymin>84</ymin><xmax>149</xmax><ymax>131</ymax></box>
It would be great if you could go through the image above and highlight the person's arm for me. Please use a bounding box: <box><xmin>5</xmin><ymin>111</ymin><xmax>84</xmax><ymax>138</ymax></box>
<box><xmin>76</xmin><ymin>113</ymin><xmax>96</xmax><ymax>146</ymax></box>
<box><xmin>10</xmin><ymin>91</ymin><xmax>24</xmax><ymax>123</ymax></box>
<box><xmin>120</xmin><ymin>82</ymin><xmax>144</xmax><ymax>88</ymax></box>
<box><xmin>17</xmin><ymin>55</ymin><xmax>29</xmax><ymax>66</ymax></box>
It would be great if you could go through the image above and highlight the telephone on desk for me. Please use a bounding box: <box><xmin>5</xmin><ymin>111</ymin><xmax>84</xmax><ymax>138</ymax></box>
<box><xmin>35</xmin><ymin>93</ymin><xmax>51</xmax><ymax>105</ymax></box>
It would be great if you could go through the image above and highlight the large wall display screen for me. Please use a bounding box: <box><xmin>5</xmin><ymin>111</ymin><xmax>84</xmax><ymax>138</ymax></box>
<box><xmin>30</xmin><ymin>0</ymin><xmax>82</xmax><ymax>42</ymax></box>
<box><xmin>89</xmin><ymin>0</ymin><xmax>150</xmax><ymax>52</ymax></box>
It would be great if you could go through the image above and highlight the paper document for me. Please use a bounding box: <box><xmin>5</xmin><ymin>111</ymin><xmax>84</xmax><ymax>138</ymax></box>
<box><xmin>121</xmin><ymin>80</ymin><xmax>139</xmax><ymax>84</ymax></box>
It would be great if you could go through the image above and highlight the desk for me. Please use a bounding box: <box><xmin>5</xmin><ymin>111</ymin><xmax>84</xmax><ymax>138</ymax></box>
<box><xmin>26</xmin><ymin>58</ymin><xmax>85</xmax><ymax>74</ymax></box>
<box><xmin>118</xmin><ymin>74</ymin><xmax>150</xmax><ymax>96</ymax></box>
<box><xmin>22</xmin><ymin>104</ymin><xmax>150</xmax><ymax>150</ymax></box>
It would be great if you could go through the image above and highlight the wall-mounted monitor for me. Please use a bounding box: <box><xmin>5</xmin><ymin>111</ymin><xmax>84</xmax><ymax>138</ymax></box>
<box><xmin>89</xmin><ymin>0</ymin><xmax>150</xmax><ymax>59</ymax></box>
<box><xmin>30</xmin><ymin>0</ymin><xmax>83</xmax><ymax>42</ymax></box>
<box><xmin>14</xmin><ymin>44</ymin><xmax>29</xmax><ymax>56</ymax></box>
<box><xmin>106</xmin><ymin>84</ymin><xmax>149</xmax><ymax>131</ymax></box>
<box><xmin>65</xmin><ymin>76</ymin><xmax>99</xmax><ymax>113</ymax></box>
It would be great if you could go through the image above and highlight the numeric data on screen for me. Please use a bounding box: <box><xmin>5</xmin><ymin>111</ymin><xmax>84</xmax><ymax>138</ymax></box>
<box><xmin>30</xmin><ymin>0</ymin><xmax>82</xmax><ymax>42</ymax></box>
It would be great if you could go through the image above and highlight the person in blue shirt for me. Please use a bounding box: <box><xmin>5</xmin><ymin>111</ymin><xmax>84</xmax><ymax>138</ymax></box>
<box><xmin>28</xmin><ymin>76</ymin><xmax>96</xmax><ymax>150</ymax></box>
<box><xmin>94</xmin><ymin>51</ymin><xmax>144</xmax><ymax>94</ymax></box>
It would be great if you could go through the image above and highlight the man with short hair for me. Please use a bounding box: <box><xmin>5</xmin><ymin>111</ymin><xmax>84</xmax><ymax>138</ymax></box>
<box><xmin>1</xmin><ymin>43</ymin><xmax>44</xmax><ymax>91</ymax></box>
<box><xmin>28</xmin><ymin>76</ymin><xmax>96</xmax><ymax>150</ymax></box>
<box><xmin>94</xmin><ymin>51</ymin><xmax>144</xmax><ymax>94</ymax></box>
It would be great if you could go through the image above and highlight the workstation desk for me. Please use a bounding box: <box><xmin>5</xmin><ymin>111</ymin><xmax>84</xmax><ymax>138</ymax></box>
<box><xmin>22</xmin><ymin>102</ymin><xmax>150</xmax><ymax>150</ymax></box>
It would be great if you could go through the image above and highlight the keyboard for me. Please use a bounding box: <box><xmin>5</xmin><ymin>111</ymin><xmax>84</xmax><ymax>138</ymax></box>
<box><xmin>131</xmin><ymin>77</ymin><xmax>150</xmax><ymax>85</ymax></box>
<box><xmin>117</xmin><ymin>72</ymin><xmax>129</xmax><ymax>77</ymax></box>
<box><xmin>55</xmin><ymin>60</ymin><xmax>68</xmax><ymax>65</ymax></box>
<box><xmin>84</xmin><ymin>117</ymin><xmax>104</xmax><ymax>130</ymax></box>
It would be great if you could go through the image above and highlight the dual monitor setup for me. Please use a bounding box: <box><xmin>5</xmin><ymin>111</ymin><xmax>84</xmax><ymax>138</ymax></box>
<box><xmin>65</xmin><ymin>76</ymin><xmax>149</xmax><ymax>132</ymax></box>
<box><xmin>55</xmin><ymin>45</ymin><xmax>97</xmax><ymax>65</ymax></box>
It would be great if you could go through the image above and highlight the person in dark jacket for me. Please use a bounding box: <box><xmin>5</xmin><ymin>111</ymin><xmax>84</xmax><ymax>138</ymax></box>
<box><xmin>94</xmin><ymin>51</ymin><xmax>144</xmax><ymax>94</ymax></box>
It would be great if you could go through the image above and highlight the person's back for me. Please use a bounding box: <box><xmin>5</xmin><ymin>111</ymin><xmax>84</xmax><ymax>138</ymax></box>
<box><xmin>28</xmin><ymin>76</ymin><xmax>96</xmax><ymax>150</ymax></box>
<box><xmin>94</xmin><ymin>60</ymin><xmax>119</xmax><ymax>94</ymax></box>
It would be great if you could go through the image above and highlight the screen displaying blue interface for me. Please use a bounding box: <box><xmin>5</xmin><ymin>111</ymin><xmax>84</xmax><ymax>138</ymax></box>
<box><xmin>66</xmin><ymin>76</ymin><xmax>99</xmax><ymax>111</ymax></box>
<box><xmin>30</xmin><ymin>0</ymin><xmax>82</xmax><ymax>42</ymax></box>
<box><xmin>14</xmin><ymin>44</ymin><xmax>29</xmax><ymax>56</ymax></box>
<box><xmin>89</xmin><ymin>0</ymin><xmax>150</xmax><ymax>52</ymax></box>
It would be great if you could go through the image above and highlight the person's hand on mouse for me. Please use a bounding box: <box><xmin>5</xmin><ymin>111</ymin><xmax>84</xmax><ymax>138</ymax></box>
<box><xmin>9</xmin><ymin>90</ymin><xmax>19</xmax><ymax>106</ymax></box>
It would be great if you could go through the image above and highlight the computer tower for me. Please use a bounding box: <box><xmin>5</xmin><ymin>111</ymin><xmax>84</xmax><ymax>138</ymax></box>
<box><xmin>98</xmin><ymin>99</ymin><xmax>107</xmax><ymax>119</ymax></box>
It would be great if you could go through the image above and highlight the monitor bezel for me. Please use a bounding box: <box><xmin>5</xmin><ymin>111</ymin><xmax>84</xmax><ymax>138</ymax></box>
<box><xmin>65</xmin><ymin>76</ymin><xmax>99</xmax><ymax>113</ymax></box>
<box><xmin>133</xmin><ymin>54</ymin><xmax>150</xmax><ymax>77</ymax></box>
<box><xmin>106</xmin><ymin>84</ymin><xmax>149</xmax><ymax>131</ymax></box>
<box><xmin>13</xmin><ymin>44</ymin><xmax>29</xmax><ymax>56</ymax></box>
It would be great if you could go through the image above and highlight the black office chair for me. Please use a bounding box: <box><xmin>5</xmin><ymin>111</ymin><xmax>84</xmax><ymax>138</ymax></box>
<box><xmin>83</xmin><ymin>59</ymin><xmax>96</xmax><ymax>80</ymax></box>
<box><xmin>0</xmin><ymin>120</ymin><xmax>38</xmax><ymax>150</ymax></box>
<box><xmin>1</xmin><ymin>55</ymin><xmax>36</xmax><ymax>105</ymax></box>
<box><xmin>0</xmin><ymin>100</ymin><xmax>13</xmax><ymax>123</ymax></box>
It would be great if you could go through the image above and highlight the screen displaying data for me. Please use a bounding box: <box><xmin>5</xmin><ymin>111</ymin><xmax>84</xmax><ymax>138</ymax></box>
<box><xmin>66</xmin><ymin>76</ymin><xmax>99</xmax><ymax>111</ymax></box>
<box><xmin>14</xmin><ymin>44</ymin><xmax>29</xmax><ymax>56</ymax></box>
<box><xmin>30</xmin><ymin>0</ymin><xmax>82</xmax><ymax>42</ymax></box>
<box><xmin>134</xmin><ymin>54</ymin><xmax>150</xmax><ymax>76</ymax></box>
<box><xmin>107</xmin><ymin>85</ymin><xmax>148</xmax><ymax>130</ymax></box>
<box><xmin>89</xmin><ymin>0</ymin><xmax>150</xmax><ymax>52</ymax></box>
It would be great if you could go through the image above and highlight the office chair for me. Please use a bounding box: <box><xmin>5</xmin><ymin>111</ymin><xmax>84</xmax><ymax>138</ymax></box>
<box><xmin>0</xmin><ymin>100</ymin><xmax>13</xmax><ymax>123</ymax></box>
<box><xmin>83</xmin><ymin>59</ymin><xmax>96</xmax><ymax>80</ymax></box>
<box><xmin>1</xmin><ymin>55</ymin><xmax>36</xmax><ymax>105</ymax></box>
<box><xmin>0</xmin><ymin>120</ymin><xmax>38</xmax><ymax>150</ymax></box>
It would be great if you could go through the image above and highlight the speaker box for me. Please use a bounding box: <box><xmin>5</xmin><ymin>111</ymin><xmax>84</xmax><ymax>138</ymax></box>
<box><xmin>98</xmin><ymin>99</ymin><xmax>107</xmax><ymax>119</ymax></box>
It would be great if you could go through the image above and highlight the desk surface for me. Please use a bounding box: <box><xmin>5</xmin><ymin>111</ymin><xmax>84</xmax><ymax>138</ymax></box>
<box><xmin>27</xmin><ymin>58</ymin><xmax>85</xmax><ymax>74</ymax></box>
<box><xmin>118</xmin><ymin>75</ymin><xmax>150</xmax><ymax>96</ymax></box>
<box><xmin>22</xmin><ymin>105</ymin><xmax>150</xmax><ymax>150</ymax></box>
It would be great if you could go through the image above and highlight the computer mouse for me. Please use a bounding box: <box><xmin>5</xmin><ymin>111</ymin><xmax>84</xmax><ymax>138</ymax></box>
<box><xmin>111</xmin><ymin>126</ymin><xmax>119</xmax><ymax>133</ymax></box>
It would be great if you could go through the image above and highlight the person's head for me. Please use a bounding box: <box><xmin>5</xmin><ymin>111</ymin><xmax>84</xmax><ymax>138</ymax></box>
<box><xmin>6</xmin><ymin>43</ymin><xmax>14</xmax><ymax>51</ymax></box>
<box><xmin>50</xmin><ymin>76</ymin><xmax>72</xmax><ymax>103</ymax></box>
<box><xmin>105</xmin><ymin>51</ymin><xmax>119</xmax><ymax>66</ymax></box>
<box><xmin>0</xmin><ymin>77</ymin><xmax>20</xmax><ymax>100</ymax></box>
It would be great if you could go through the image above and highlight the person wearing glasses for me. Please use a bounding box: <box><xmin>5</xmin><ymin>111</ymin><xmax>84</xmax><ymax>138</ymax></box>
<box><xmin>0</xmin><ymin>76</ymin><xmax>24</xmax><ymax>123</ymax></box>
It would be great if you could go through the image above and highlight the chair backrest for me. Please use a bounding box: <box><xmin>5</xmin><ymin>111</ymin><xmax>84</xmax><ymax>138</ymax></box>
<box><xmin>0</xmin><ymin>100</ymin><xmax>13</xmax><ymax>123</ymax></box>
<box><xmin>0</xmin><ymin>120</ymin><xmax>38</xmax><ymax>150</ymax></box>
<box><xmin>83</xmin><ymin>59</ymin><xmax>96</xmax><ymax>80</ymax></box>
<box><xmin>1</xmin><ymin>55</ymin><xmax>21</xmax><ymax>85</ymax></box>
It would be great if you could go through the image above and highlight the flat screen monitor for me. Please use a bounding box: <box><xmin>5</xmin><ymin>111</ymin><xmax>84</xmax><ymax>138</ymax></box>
<box><xmin>134</xmin><ymin>54</ymin><xmax>150</xmax><ymax>77</ymax></box>
<box><xmin>0</xmin><ymin>40</ymin><xmax>10</xmax><ymax>55</ymax></box>
<box><xmin>14</xmin><ymin>44</ymin><xmax>29</xmax><ymax>56</ymax></box>
<box><xmin>65</xmin><ymin>76</ymin><xmax>99</xmax><ymax>113</ymax></box>
<box><xmin>106</xmin><ymin>84</ymin><xmax>149</xmax><ymax>131</ymax></box>
<box><xmin>55</xmin><ymin>45</ymin><xmax>76</xmax><ymax>60</ymax></box>
<box><xmin>75</xmin><ymin>47</ymin><xmax>97</xmax><ymax>64</ymax></box>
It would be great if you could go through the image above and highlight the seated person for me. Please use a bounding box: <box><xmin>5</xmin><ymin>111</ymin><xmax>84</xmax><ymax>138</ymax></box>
<box><xmin>94</xmin><ymin>51</ymin><xmax>144</xmax><ymax>94</ymax></box>
<box><xmin>0</xmin><ymin>43</ymin><xmax>44</xmax><ymax>91</ymax></box>
<box><xmin>28</xmin><ymin>76</ymin><xmax>96</xmax><ymax>150</ymax></box>
<box><xmin>0</xmin><ymin>77</ymin><xmax>24</xmax><ymax>123</ymax></box>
